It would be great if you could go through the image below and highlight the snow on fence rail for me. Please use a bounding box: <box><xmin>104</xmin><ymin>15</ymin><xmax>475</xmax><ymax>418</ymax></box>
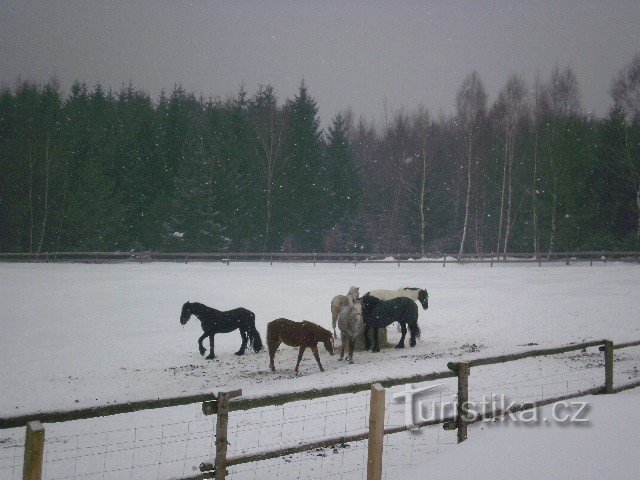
<box><xmin>3</xmin><ymin>339</ymin><xmax>640</xmax><ymax>480</ymax></box>
<box><xmin>1</xmin><ymin>251</ymin><xmax>639</xmax><ymax>265</ymax></box>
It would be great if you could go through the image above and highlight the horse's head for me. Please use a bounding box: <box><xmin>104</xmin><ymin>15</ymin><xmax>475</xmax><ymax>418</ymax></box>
<box><xmin>360</xmin><ymin>293</ymin><xmax>379</xmax><ymax>314</ymax></box>
<box><xmin>347</xmin><ymin>286</ymin><xmax>360</xmax><ymax>302</ymax></box>
<box><xmin>180</xmin><ymin>302</ymin><xmax>193</xmax><ymax>325</ymax></box>
<box><xmin>352</xmin><ymin>301</ymin><xmax>364</xmax><ymax>323</ymax></box>
<box><xmin>322</xmin><ymin>330</ymin><xmax>335</xmax><ymax>356</ymax></box>
<box><xmin>418</xmin><ymin>290</ymin><xmax>429</xmax><ymax>310</ymax></box>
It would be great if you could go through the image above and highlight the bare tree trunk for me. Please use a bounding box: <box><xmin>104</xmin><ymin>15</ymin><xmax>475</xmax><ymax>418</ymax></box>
<box><xmin>532</xmin><ymin>129</ymin><xmax>540</xmax><ymax>258</ymax></box>
<box><xmin>56</xmin><ymin>156</ymin><xmax>70</xmax><ymax>252</ymax></box>
<box><xmin>636</xmin><ymin>189</ymin><xmax>640</xmax><ymax>237</ymax></box>
<box><xmin>264</xmin><ymin>167</ymin><xmax>274</xmax><ymax>251</ymax></box>
<box><xmin>36</xmin><ymin>134</ymin><xmax>52</xmax><ymax>255</ymax></box>
<box><xmin>503</xmin><ymin>139</ymin><xmax>514</xmax><ymax>258</ymax></box>
<box><xmin>419</xmin><ymin>152</ymin><xmax>427</xmax><ymax>255</ymax></box>
<box><xmin>473</xmin><ymin>152</ymin><xmax>480</xmax><ymax>255</ymax></box>
<box><xmin>28</xmin><ymin>141</ymin><xmax>34</xmax><ymax>254</ymax></box>
<box><xmin>496</xmin><ymin>132</ymin><xmax>509</xmax><ymax>254</ymax></box>
<box><xmin>549</xmin><ymin>174</ymin><xmax>558</xmax><ymax>259</ymax></box>
<box><xmin>458</xmin><ymin>136</ymin><xmax>473</xmax><ymax>257</ymax></box>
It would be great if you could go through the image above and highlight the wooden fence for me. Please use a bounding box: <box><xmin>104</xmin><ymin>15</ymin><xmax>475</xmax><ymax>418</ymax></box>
<box><xmin>1</xmin><ymin>250</ymin><xmax>639</xmax><ymax>266</ymax></box>
<box><xmin>3</xmin><ymin>338</ymin><xmax>640</xmax><ymax>480</ymax></box>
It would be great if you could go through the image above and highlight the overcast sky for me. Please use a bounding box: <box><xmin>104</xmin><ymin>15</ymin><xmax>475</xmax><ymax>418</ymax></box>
<box><xmin>1</xmin><ymin>1</ymin><xmax>639</xmax><ymax>126</ymax></box>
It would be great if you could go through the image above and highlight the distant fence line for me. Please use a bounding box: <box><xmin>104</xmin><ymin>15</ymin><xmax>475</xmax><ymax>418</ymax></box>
<box><xmin>4</xmin><ymin>338</ymin><xmax>640</xmax><ymax>480</ymax></box>
<box><xmin>1</xmin><ymin>250</ymin><xmax>639</xmax><ymax>265</ymax></box>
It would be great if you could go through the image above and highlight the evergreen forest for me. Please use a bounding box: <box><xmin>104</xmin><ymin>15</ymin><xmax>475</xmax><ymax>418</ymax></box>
<box><xmin>1</xmin><ymin>56</ymin><xmax>639</xmax><ymax>255</ymax></box>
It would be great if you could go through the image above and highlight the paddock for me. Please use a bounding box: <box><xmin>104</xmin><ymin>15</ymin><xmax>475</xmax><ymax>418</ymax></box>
<box><xmin>1</xmin><ymin>261</ymin><xmax>639</xmax><ymax>479</ymax></box>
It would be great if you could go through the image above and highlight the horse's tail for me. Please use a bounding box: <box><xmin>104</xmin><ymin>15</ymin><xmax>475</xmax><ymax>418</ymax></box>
<box><xmin>248</xmin><ymin>321</ymin><xmax>263</xmax><ymax>353</ymax></box>
<box><xmin>409</xmin><ymin>321</ymin><xmax>421</xmax><ymax>341</ymax></box>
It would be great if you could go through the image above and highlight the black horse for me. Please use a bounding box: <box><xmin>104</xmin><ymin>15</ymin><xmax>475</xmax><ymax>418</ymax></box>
<box><xmin>180</xmin><ymin>302</ymin><xmax>263</xmax><ymax>359</ymax></box>
<box><xmin>361</xmin><ymin>294</ymin><xmax>420</xmax><ymax>352</ymax></box>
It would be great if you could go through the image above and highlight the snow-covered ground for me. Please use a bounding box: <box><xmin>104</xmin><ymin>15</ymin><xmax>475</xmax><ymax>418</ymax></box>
<box><xmin>0</xmin><ymin>261</ymin><xmax>639</xmax><ymax>479</ymax></box>
<box><xmin>400</xmin><ymin>390</ymin><xmax>640</xmax><ymax>480</ymax></box>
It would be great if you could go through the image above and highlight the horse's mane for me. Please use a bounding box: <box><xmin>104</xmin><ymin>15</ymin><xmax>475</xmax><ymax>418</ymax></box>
<box><xmin>361</xmin><ymin>293</ymin><xmax>382</xmax><ymax>313</ymax></box>
<box><xmin>187</xmin><ymin>302</ymin><xmax>218</xmax><ymax>315</ymax></box>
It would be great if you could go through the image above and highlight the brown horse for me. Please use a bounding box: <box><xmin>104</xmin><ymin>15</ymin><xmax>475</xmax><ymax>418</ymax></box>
<box><xmin>267</xmin><ymin>318</ymin><xmax>334</xmax><ymax>373</ymax></box>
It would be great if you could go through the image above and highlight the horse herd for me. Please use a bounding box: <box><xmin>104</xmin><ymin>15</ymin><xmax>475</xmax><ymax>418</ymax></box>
<box><xmin>179</xmin><ymin>287</ymin><xmax>429</xmax><ymax>373</ymax></box>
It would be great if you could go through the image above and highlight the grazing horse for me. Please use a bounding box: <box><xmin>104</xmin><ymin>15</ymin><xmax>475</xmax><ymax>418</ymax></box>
<box><xmin>361</xmin><ymin>294</ymin><xmax>420</xmax><ymax>352</ymax></box>
<box><xmin>331</xmin><ymin>286</ymin><xmax>360</xmax><ymax>339</ymax></box>
<box><xmin>337</xmin><ymin>300</ymin><xmax>365</xmax><ymax>364</ymax></box>
<box><xmin>180</xmin><ymin>302</ymin><xmax>263</xmax><ymax>359</ymax></box>
<box><xmin>267</xmin><ymin>319</ymin><xmax>334</xmax><ymax>372</ymax></box>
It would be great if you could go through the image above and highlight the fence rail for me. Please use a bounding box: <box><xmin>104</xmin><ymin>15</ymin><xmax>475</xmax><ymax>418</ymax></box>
<box><xmin>3</xmin><ymin>338</ymin><xmax>640</xmax><ymax>480</ymax></box>
<box><xmin>1</xmin><ymin>251</ymin><xmax>639</xmax><ymax>265</ymax></box>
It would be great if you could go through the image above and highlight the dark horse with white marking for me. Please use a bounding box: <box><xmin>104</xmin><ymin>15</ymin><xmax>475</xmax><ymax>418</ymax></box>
<box><xmin>180</xmin><ymin>301</ymin><xmax>263</xmax><ymax>359</ymax></box>
<box><xmin>361</xmin><ymin>293</ymin><xmax>420</xmax><ymax>352</ymax></box>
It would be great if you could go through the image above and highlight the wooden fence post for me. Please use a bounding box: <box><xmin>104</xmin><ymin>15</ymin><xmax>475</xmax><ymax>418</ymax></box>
<box><xmin>367</xmin><ymin>383</ymin><xmax>385</xmax><ymax>480</ymax></box>
<box><xmin>450</xmin><ymin>362</ymin><xmax>470</xmax><ymax>443</ymax></box>
<box><xmin>23</xmin><ymin>421</ymin><xmax>45</xmax><ymax>480</ymax></box>
<box><xmin>201</xmin><ymin>390</ymin><xmax>242</xmax><ymax>480</ymax></box>
<box><xmin>603</xmin><ymin>340</ymin><xmax>614</xmax><ymax>393</ymax></box>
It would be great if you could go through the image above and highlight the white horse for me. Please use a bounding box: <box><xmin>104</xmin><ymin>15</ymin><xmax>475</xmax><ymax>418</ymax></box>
<box><xmin>366</xmin><ymin>287</ymin><xmax>428</xmax><ymax>332</ymax></box>
<box><xmin>331</xmin><ymin>286</ymin><xmax>359</xmax><ymax>339</ymax></box>
<box><xmin>337</xmin><ymin>300</ymin><xmax>365</xmax><ymax>363</ymax></box>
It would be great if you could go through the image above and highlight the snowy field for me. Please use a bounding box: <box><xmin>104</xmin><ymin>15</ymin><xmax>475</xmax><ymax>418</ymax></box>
<box><xmin>1</xmin><ymin>261</ymin><xmax>639</xmax><ymax>479</ymax></box>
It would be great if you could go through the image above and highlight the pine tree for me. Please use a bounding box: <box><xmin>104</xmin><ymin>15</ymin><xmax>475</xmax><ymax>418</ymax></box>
<box><xmin>324</xmin><ymin>112</ymin><xmax>361</xmax><ymax>250</ymax></box>
<box><xmin>281</xmin><ymin>81</ymin><xmax>326</xmax><ymax>251</ymax></box>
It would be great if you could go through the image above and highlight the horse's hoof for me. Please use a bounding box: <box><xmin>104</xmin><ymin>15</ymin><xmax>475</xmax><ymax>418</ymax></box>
<box><xmin>234</xmin><ymin>351</ymin><xmax>245</xmax><ymax>356</ymax></box>
<box><xmin>395</xmin><ymin>344</ymin><xmax>405</xmax><ymax>349</ymax></box>
<box><xmin>206</xmin><ymin>355</ymin><xmax>216</xmax><ymax>360</ymax></box>
<box><xmin>349</xmin><ymin>360</ymin><xmax>354</xmax><ymax>364</ymax></box>
<box><xmin>199</xmin><ymin>349</ymin><xmax>206</xmax><ymax>356</ymax></box>
<box><xmin>372</xmin><ymin>347</ymin><xmax>380</xmax><ymax>353</ymax></box>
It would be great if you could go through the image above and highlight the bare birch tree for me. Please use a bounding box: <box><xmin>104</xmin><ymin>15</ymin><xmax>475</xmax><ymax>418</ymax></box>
<box><xmin>493</xmin><ymin>74</ymin><xmax>528</xmax><ymax>257</ymax></box>
<box><xmin>540</xmin><ymin>66</ymin><xmax>581</xmax><ymax>256</ymax></box>
<box><xmin>611</xmin><ymin>53</ymin><xmax>640</xmax><ymax>236</ymax></box>
<box><xmin>455</xmin><ymin>72</ymin><xmax>486</xmax><ymax>257</ymax></box>
<box><xmin>248</xmin><ymin>85</ymin><xmax>284</xmax><ymax>251</ymax></box>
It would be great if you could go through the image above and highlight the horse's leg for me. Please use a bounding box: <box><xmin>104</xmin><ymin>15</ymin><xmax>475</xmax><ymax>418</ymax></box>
<box><xmin>348</xmin><ymin>337</ymin><xmax>356</xmax><ymax>364</ymax></box>
<box><xmin>363</xmin><ymin>325</ymin><xmax>371</xmax><ymax>351</ymax></box>
<box><xmin>396</xmin><ymin>323</ymin><xmax>407</xmax><ymax>349</ymax></box>
<box><xmin>310</xmin><ymin>345</ymin><xmax>324</xmax><ymax>372</ymax></box>
<box><xmin>235</xmin><ymin>329</ymin><xmax>248</xmax><ymax>356</ymax></box>
<box><xmin>409</xmin><ymin>322</ymin><xmax>418</xmax><ymax>347</ymax></box>
<box><xmin>372</xmin><ymin>328</ymin><xmax>380</xmax><ymax>353</ymax></box>
<box><xmin>198</xmin><ymin>333</ymin><xmax>208</xmax><ymax>356</ymax></box>
<box><xmin>205</xmin><ymin>334</ymin><xmax>216</xmax><ymax>359</ymax></box>
<box><xmin>339</xmin><ymin>333</ymin><xmax>346</xmax><ymax>361</ymax></box>
<box><xmin>295</xmin><ymin>346</ymin><xmax>307</xmax><ymax>373</ymax></box>
<box><xmin>268</xmin><ymin>339</ymin><xmax>281</xmax><ymax>372</ymax></box>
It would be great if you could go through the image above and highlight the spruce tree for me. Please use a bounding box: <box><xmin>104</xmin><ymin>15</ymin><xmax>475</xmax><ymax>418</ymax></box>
<box><xmin>282</xmin><ymin>81</ymin><xmax>326</xmax><ymax>251</ymax></box>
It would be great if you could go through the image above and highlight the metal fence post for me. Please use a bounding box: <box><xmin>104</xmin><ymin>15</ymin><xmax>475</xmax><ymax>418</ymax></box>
<box><xmin>23</xmin><ymin>421</ymin><xmax>45</xmax><ymax>480</ymax></box>
<box><xmin>367</xmin><ymin>383</ymin><xmax>385</xmax><ymax>480</ymax></box>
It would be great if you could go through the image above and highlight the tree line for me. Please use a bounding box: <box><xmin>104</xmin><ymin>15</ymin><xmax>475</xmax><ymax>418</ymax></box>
<box><xmin>1</xmin><ymin>55</ymin><xmax>639</xmax><ymax>254</ymax></box>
